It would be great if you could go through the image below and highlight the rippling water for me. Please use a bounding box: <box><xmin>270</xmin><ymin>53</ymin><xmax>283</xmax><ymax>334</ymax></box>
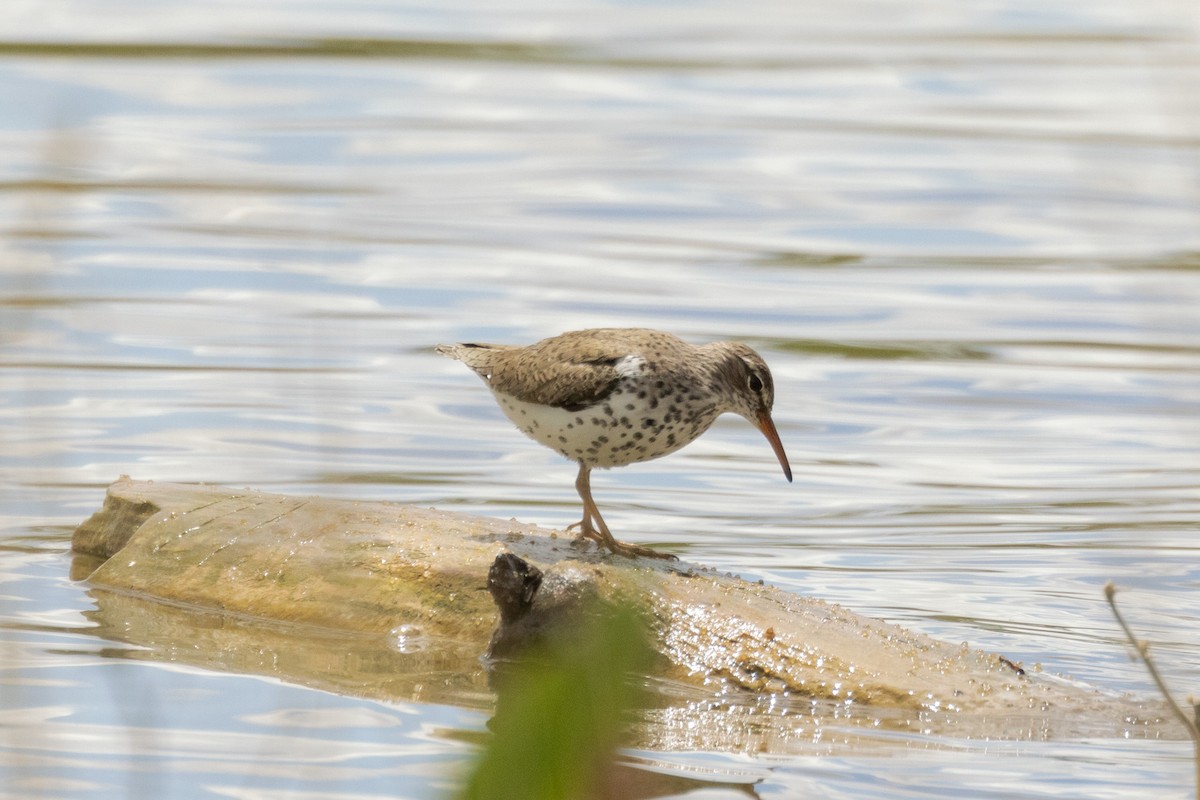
<box><xmin>2</xmin><ymin>1</ymin><xmax>1199</xmax><ymax>797</ymax></box>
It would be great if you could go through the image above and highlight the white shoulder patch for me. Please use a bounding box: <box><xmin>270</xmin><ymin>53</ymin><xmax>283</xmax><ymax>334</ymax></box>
<box><xmin>615</xmin><ymin>354</ymin><xmax>646</xmax><ymax>378</ymax></box>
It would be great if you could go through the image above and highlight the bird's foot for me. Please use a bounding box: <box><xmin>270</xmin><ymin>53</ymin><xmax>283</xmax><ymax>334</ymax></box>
<box><xmin>568</xmin><ymin>519</ymin><xmax>676</xmax><ymax>561</ymax></box>
<box><xmin>606</xmin><ymin>538</ymin><xmax>678</xmax><ymax>561</ymax></box>
<box><xmin>567</xmin><ymin>519</ymin><xmax>591</xmax><ymax>550</ymax></box>
<box><xmin>568</xmin><ymin>520</ymin><xmax>598</xmax><ymax>551</ymax></box>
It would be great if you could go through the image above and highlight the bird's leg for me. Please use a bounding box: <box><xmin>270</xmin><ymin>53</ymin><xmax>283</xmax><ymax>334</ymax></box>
<box><xmin>569</xmin><ymin>463</ymin><xmax>604</xmax><ymax>544</ymax></box>
<box><xmin>571</xmin><ymin>463</ymin><xmax>676</xmax><ymax>560</ymax></box>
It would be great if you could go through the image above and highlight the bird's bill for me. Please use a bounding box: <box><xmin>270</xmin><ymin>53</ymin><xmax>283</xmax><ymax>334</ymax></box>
<box><xmin>755</xmin><ymin>410</ymin><xmax>793</xmax><ymax>483</ymax></box>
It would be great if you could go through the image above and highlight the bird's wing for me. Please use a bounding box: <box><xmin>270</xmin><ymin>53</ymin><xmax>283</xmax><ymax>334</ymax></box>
<box><xmin>489</xmin><ymin>333</ymin><xmax>636</xmax><ymax>411</ymax></box>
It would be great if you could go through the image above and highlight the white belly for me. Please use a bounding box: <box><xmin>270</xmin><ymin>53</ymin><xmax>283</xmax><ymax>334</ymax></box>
<box><xmin>489</xmin><ymin>385</ymin><xmax>719</xmax><ymax>468</ymax></box>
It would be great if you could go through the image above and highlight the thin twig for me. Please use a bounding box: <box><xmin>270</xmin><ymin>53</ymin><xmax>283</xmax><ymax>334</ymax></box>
<box><xmin>1105</xmin><ymin>582</ymin><xmax>1199</xmax><ymax>800</ymax></box>
<box><xmin>1105</xmin><ymin>583</ymin><xmax>1197</xmax><ymax>739</ymax></box>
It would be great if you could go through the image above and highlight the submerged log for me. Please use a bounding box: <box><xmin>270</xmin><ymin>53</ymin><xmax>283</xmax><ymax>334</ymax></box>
<box><xmin>70</xmin><ymin>477</ymin><xmax>1170</xmax><ymax>745</ymax></box>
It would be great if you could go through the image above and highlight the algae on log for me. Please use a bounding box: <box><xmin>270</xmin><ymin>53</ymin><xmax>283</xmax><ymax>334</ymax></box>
<box><xmin>70</xmin><ymin>477</ymin><xmax>1169</xmax><ymax>744</ymax></box>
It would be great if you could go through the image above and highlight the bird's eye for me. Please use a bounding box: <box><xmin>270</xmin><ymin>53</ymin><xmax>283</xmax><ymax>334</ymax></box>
<box><xmin>748</xmin><ymin>374</ymin><xmax>764</xmax><ymax>393</ymax></box>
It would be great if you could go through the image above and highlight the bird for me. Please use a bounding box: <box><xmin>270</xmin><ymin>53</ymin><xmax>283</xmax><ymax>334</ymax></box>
<box><xmin>435</xmin><ymin>328</ymin><xmax>791</xmax><ymax>559</ymax></box>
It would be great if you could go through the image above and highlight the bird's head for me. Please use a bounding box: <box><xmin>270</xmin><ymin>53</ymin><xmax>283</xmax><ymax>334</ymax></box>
<box><xmin>718</xmin><ymin>343</ymin><xmax>792</xmax><ymax>483</ymax></box>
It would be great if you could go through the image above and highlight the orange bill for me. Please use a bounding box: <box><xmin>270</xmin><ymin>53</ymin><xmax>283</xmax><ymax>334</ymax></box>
<box><xmin>756</xmin><ymin>410</ymin><xmax>792</xmax><ymax>483</ymax></box>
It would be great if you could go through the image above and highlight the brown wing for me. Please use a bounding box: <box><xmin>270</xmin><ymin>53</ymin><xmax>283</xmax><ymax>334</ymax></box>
<box><xmin>492</xmin><ymin>343</ymin><xmax>622</xmax><ymax>411</ymax></box>
<box><xmin>442</xmin><ymin>329</ymin><xmax>689</xmax><ymax>411</ymax></box>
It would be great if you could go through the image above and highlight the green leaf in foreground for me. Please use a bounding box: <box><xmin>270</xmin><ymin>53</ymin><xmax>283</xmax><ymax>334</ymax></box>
<box><xmin>458</xmin><ymin>604</ymin><xmax>653</xmax><ymax>800</ymax></box>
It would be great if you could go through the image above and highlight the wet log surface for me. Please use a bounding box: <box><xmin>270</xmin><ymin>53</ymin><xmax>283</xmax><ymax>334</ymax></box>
<box><xmin>69</xmin><ymin>477</ymin><xmax>1173</xmax><ymax>748</ymax></box>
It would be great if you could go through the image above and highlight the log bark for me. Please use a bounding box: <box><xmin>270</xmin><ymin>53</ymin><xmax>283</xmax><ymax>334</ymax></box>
<box><xmin>70</xmin><ymin>477</ymin><xmax>1170</xmax><ymax>744</ymax></box>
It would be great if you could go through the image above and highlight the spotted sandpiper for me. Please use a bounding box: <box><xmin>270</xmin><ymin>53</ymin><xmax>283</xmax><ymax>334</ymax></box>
<box><xmin>436</xmin><ymin>328</ymin><xmax>791</xmax><ymax>559</ymax></box>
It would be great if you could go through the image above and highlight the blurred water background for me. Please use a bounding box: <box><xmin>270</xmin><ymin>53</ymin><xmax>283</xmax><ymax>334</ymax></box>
<box><xmin>1</xmin><ymin>0</ymin><xmax>1198</xmax><ymax>797</ymax></box>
